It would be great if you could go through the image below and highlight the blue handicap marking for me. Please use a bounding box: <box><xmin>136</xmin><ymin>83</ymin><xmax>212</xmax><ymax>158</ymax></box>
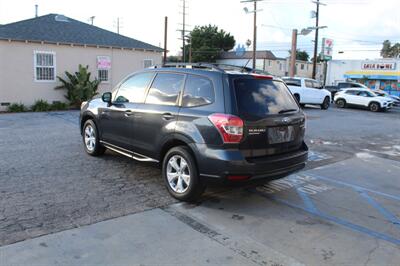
<box><xmin>253</xmin><ymin>173</ymin><xmax>400</xmax><ymax>246</ymax></box>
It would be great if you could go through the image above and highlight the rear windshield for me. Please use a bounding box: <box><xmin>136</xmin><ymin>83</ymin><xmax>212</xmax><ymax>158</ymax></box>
<box><xmin>282</xmin><ymin>78</ymin><xmax>301</xmax><ymax>87</ymax></box>
<box><xmin>234</xmin><ymin>78</ymin><xmax>299</xmax><ymax>120</ymax></box>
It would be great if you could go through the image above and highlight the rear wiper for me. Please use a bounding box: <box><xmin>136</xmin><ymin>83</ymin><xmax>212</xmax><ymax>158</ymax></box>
<box><xmin>278</xmin><ymin>109</ymin><xmax>297</xmax><ymax>114</ymax></box>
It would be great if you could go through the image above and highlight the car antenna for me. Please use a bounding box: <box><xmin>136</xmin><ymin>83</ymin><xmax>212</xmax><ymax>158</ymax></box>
<box><xmin>241</xmin><ymin>58</ymin><xmax>252</xmax><ymax>73</ymax></box>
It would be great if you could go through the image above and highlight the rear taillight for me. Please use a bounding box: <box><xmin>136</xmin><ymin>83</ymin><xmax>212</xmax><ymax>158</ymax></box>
<box><xmin>208</xmin><ymin>113</ymin><xmax>244</xmax><ymax>143</ymax></box>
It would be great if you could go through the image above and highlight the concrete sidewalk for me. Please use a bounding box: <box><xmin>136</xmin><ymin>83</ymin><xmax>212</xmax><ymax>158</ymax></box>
<box><xmin>0</xmin><ymin>208</ymin><xmax>300</xmax><ymax>266</ymax></box>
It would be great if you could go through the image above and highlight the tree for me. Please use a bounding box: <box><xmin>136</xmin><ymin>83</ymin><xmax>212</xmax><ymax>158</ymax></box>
<box><xmin>288</xmin><ymin>49</ymin><xmax>310</xmax><ymax>61</ymax></box>
<box><xmin>381</xmin><ymin>40</ymin><xmax>400</xmax><ymax>58</ymax></box>
<box><xmin>55</xmin><ymin>65</ymin><xmax>100</xmax><ymax>108</ymax></box>
<box><xmin>185</xmin><ymin>25</ymin><xmax>235</xmax><ymax>62</ymax></box>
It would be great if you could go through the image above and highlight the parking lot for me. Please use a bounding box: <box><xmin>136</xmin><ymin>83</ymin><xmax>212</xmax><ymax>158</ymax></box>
<box><xmin>0</xmin><ymin>106</ymin><xmax>399</xmax><ymax>265</ymax></box>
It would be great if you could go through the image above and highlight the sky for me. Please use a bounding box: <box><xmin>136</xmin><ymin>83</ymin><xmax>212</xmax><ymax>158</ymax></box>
<box><xmin>0</xmin><ymin>0</ymin><xmax>399</xmax><ymax>60</ymax></box>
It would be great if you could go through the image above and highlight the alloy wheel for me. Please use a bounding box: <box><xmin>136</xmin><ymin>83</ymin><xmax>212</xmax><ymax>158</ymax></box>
<box><xmin>84</xmin><ymin>124</ymin><xmax>96</xmax><ymax>152</ymax></box>
<box><xmin>166</xmin><ymin>155</ymin><xmax>191</xmax><ymax>193</ymax></box>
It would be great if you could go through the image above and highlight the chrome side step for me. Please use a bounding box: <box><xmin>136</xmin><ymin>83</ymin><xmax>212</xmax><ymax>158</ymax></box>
<box><xmin>100</xmin><ymin>141</ymin><xmax>159</xmax><ymax>163</ymax></box>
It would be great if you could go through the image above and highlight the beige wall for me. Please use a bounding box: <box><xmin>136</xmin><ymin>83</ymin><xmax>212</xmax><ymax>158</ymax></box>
<box><xmin>0</xmin><ymin>40</ymin><xmax>162</xmax><ymax>110</ymax></box>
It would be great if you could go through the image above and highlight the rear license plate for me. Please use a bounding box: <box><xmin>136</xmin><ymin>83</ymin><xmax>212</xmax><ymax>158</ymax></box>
<box><xmin>268</xmin><ymin>126</ymin><xmax>295</xmax><ymax>144</ymax></box>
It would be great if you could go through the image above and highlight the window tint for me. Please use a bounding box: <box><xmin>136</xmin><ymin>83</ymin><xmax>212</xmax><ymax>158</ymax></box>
<box><xmin>182</xmin><ymin>75</ymin><xmax>215</xmax><ymax>107</ymax></box>
<box><xmin>145</xmin><ymin>73</ymin><xmax>185</xmax><ymax>106</ymax></box>
<box><xmin>114</xmin><ymin>72</ymin><xmax>155</xmax><ymax>103</ymax></box>
<box><xmin>305</xmin><ymin>80</ymin><xmax>313</xmax><ymax>88</ymax></box>
<box><xmin>345</xmin><ymin>90</ymin><xmax>357</xmax><ymax>95</ymax></box>
<box><xmin>234</xmin><ymin>79</ymin><xmax>299</xmax><ymax>120</ymax></box>
<box><xmin>311</xmin><ymin>80</ymin><xmax>322</xmax><ymax>89</ymax></box>
<box><xmin>282</xmin><ymin>78</ymin><xmax>301</xmax><ymax>87</ymax></box>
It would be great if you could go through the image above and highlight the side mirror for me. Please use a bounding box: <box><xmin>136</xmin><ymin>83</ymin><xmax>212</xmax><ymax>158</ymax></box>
<box><xmin>102</xmin><ymin>92</ymin><xmax>112</xmax><ymax>105</ymax></box>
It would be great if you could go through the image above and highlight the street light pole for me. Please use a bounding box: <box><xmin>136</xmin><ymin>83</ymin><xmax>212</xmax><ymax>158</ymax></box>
<box><xmin>312</xmin><ymin>0</ymin><xmax>321</xmax><ymax>79</ymax></box>
<box><xmin>252</xmin><ymin>0</ymin><xmax>257</xmax><ymax>70</ymax></box>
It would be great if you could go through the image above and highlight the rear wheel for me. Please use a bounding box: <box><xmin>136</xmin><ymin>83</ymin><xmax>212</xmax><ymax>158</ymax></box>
<box><xmin>162</xmin><ymin>146</ymin><xmax>205</xmax><ymax>202</ymax></box>
<box><xmin>369</xmin><ymin>102</ymin><xmax>380</xmax><ymax>112</ymax></box>
<box><xmin>83</xmin><ymin>120</ymin><xmax>106</xmax><ymax>156</ymax></box>
<box><xmin>336</xmin><ymin>99</ymin><xmax>346</xmax><ymax>108</ymax></box>
<box><xmin>321</xmin><ymin>96</ymin><xmax>330</xmax><ymax>110</ymax></box>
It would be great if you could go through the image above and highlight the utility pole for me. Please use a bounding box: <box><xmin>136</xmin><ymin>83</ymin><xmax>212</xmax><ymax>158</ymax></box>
<box><xmin>253</xmin><ymin>0</ymin><xmax>257</xmax><ymax>70</ymax></box>
<box><xmin>182</xmin><ymin>0</ymin><xmax>187</xmax><ymax>62</ymax></box>
<box><xmin>89</xmin><ymin>16</ymin><xmax>95</xmax><ymax>25</ymax></box>
<box><xmin>117</xmin><ymin>17</ymin><xmax>120</xmax><ymax>34</ymax></box>
<box><xmin>163</xmin><ymin>16</ymin><xmax>168</xmax><ymax>65</ymax></box>
<box><xmin>312</xmin><ymin>0</ymin><xmax>321</xmax><ymax>79</ymax></box>
<box><xmin>35</xmin><ymin>4</ymin><xmax>38</xmax><ymax>18</ymax></box>
<box><xmin>290</xmin><ymin>29</ymin><xmax>298</xmax><ymax>77</ymax></box>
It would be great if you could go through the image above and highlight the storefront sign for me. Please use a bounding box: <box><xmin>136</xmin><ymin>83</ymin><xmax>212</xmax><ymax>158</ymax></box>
<box><xmin>97</xmin><ymin>56</ymin><xmax>111</xmax><ymax>69</ymax></box>
<box><xmin>321</xmin><ymin>38</ymin><xmax>333</xmax><ymax>61</ymax></box>
<box><xmin>362</xmin><ymin>62</ymin><xmax>396</xmax><ymax>70</ymax></box>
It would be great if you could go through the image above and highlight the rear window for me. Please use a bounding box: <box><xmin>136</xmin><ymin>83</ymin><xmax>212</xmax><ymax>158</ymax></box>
<box><xmin>282</xmin><ymin>78</ymin><xmax>301</xmax><ymax>87</ymax></box>
<box><xmin>234</xmin><ymin>78</ymin><xmax>299</xmax><ymax>120</ymax></box>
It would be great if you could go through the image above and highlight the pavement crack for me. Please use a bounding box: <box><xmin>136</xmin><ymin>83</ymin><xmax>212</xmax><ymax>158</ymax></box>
<box><xmin>364</xmin><ymin>239</ymin><xmax>379</xmax><ymax>266</ymax></box>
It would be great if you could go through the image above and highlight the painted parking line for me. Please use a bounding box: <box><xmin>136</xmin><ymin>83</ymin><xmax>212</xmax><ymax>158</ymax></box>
<box><xmin>308</xmin><ymin>150</ymin><xmax>333</xmax><ymax>162</ymax></box>
<box><xmin>253</xmin><ymin>173</ymin><xmax>400</xmax><ymax>246</ymax></box>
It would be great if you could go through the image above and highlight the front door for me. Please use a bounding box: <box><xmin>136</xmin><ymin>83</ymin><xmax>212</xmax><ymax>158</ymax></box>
<box><xmin>99</xmin><ymin>72</ymin><xmax>156</xmax><ymax>151</ymax></box>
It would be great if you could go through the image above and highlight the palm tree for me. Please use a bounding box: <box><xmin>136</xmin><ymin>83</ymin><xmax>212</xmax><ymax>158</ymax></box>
<box><xmin>55</xmin><ymin>65</ymin><xmax>100</xmax><ymax>108</ymax></box>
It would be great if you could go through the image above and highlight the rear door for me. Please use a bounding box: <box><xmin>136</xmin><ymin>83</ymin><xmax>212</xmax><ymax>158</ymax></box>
<box><xmin>131</xmin><ymin>72</ymin><xmax>185</xmax><ymax>158</ymax></box>
<box><xmin>232</xmin><ymin>77</ymin><xmax>306</xmax><ymax>158</ymax></box>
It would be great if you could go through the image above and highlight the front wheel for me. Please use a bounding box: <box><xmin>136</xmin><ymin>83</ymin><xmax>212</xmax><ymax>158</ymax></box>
<box><xmin>321</xmin><ymin>96</ymin><xmax>330</xmax><ymax>110</ymax></box>
<box><xmin>162</xmin><ymin>146</ymin><xmax>205</xmax><ymax>202</ymax></box>
<box><xmin>369</xmin><ymin>102</ymin><xmax>380</xmax><ymax>112</ymax></box>
<box><xmin>82</xmin><ymin>120</ymin><xmax>106</xmax><ymax>156</ymax></box>
<box><xmin>336</xmin><ymin>99</ymin><xmax>346</xmax><ymax>108</ymax></box>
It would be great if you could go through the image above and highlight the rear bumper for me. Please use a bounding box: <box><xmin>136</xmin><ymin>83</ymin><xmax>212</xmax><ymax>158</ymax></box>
<box><xmin>191</xmin><ymin>142</ymin><xmax>308</xmax><ymax>184</ymax></box>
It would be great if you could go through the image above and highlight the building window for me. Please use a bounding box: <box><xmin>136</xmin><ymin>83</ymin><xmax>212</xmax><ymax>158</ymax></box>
<box><xmin>144</xmin><ymin>59</ymin><xmax>153</xmax><ymax>68</ymax></box>
<box><xmin>301</xmin><ymin>64</ymin><xmax>305</xmax><ymax>70</ymax></box>
<box><xmin>98</xmin><ymin>69</ymin><xmax>109</xmax><ymax>82</ymax></box>
<box><xmin>34</xmin><ymin>51</ymin><xmax>56</xmax><ymax>81</ymax></box>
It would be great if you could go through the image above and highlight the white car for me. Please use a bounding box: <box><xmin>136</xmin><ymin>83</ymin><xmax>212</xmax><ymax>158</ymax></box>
<box><xmin>282</xmin><ymin>77</ymin><xmax>331</xmax><ymax>110</ymax></box>
<box><xmin>334</xmin><ymin>89</ymin><xmax>394</xmax><ymax>112</ymax></box>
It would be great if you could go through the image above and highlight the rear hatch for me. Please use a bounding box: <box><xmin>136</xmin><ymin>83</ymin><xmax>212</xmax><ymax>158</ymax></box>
<box><xmin>231</xmin><ymin>76</ymin><xmax>306</xmax><ymax>158</ymax></box>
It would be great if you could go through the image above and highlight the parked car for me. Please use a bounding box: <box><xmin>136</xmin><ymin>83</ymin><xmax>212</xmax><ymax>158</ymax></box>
<box><xmin>334</xmin><ymin>89</ymin><xmax>394</xmax><ymax>112</ymax></box>
<box><xmin>282</xmin><ymin>77</ymin><xmax>331</xmax><ymax>110</ymax></box>
<box><xmin>372</xmin><ymin>90</ymin><xmax>400</xmax><ymax>107</ymax></box>
<box><xmin>80</xmin><ymin>63</ymin><xmax>308</xmax><ymax>201</ymax></box>
<box><xmin>323</xmin><ymin>82</ymin><xmax>368</xmax><ymax>100</ymax></box>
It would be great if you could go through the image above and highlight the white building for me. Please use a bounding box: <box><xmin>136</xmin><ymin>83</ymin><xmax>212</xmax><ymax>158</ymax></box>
<box><xmin>0</xmin><ymin>14</ymin><xmax>163</xmax><ymax>110</ymax></box>
<box><xmin>217</xmin><ymin>50</ymin><xmax>324</xmax><ymax>80</ymax></box>
<box><xmin>326</xmin><ymin>59</ymin><xmax>400</xmax><ymax>95</ymax></box>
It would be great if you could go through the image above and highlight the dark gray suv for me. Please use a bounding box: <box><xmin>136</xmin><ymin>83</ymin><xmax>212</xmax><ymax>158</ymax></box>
<box><xmin>80</xmin><ymin>63</ymin><xmax>308</xmax><ymax>201</ymax></box>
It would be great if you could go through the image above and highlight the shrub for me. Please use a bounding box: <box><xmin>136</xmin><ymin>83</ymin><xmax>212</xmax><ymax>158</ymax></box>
<box><xmin>50</xmin><ymin>102</ymin><xmax>69</xmax><ymax>111</ymax></box>
<box><xmin>32</xmin><ymin>99</ymin><xmax>51</xmax><ymax>112</ymax></box>
<box><xmin>7</xmin><ymin>103</ymin><xmax>27</xmax><ymax>112</ymax></box>
<box><xmin>55</xmin><ymin>64</ymin><xmax>100</xmax><ymax>108</ymax></box>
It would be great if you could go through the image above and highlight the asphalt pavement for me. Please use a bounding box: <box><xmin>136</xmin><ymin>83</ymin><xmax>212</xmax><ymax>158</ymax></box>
<box><xmin>0</xmin><ymin>106</ymin><xmax>399</xmax><ymax>265</ymax></box>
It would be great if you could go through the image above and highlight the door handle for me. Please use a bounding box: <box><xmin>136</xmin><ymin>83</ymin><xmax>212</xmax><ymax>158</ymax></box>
<box><xmin>124</xmin><ymin>110</ymin><xmax>133</xmax><ymax>117</ymax></box>
<box><xmin>162</xmin><ymin>113</ymin><xmax>174</xmax><ymax>120</ymax></box>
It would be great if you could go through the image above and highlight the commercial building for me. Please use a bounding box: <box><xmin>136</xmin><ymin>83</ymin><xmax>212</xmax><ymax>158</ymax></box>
<box><xmin>326</xmin><ymin>59</ymin><xmax>400</xmax><ymax>96</ymax></box>
<box><xmin>0</xmin><ymin>14</ymin><xmax>162</xmax><ymax>110</ymax></box>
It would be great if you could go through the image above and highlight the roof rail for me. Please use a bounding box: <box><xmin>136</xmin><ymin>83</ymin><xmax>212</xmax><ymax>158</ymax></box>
<box><xmin>152</xmin><ymin>63</ymin><xmax>224</xmax><ymax>72</ymax></box>
<box><xmin>151</xmin><ymin>62</ymin><xmax>272</xmax><ymax>75</ymax></box>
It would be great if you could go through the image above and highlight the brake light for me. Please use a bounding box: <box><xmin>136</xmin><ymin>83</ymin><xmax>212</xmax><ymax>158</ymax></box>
<box><xmin>252</xmin><ymin>74</ymin><xmax>273</xmax><ymax>80</ymax></box>
<box><xmin>208</xmin><ymin>113</ymin><xmax>244</xmax><ymax>143</ymax></box>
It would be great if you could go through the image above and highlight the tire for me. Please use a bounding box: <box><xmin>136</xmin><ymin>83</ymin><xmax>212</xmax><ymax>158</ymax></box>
<box><xmin>162</xmin><ymin>146</ymin><xmax>205</xmax><ymax>202</ymax></box>
<box><xmin>369</xmin><ymin>102</ymin><xmax>380</xmax><ymax>112</ymax></box>
<box><xmin>82</xmin><ymin>120</ymin><xmax>106</xmax><ymax>156</ymax></box>
<box><xmin>321</xmin><ymin>96</ymin><xmax>330</xmax><ymax>110</ymax></box>
<box><xmin>336</xmin><ymin>99</ymin><xmax>346</xmax><ymax>108</ymax></box>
